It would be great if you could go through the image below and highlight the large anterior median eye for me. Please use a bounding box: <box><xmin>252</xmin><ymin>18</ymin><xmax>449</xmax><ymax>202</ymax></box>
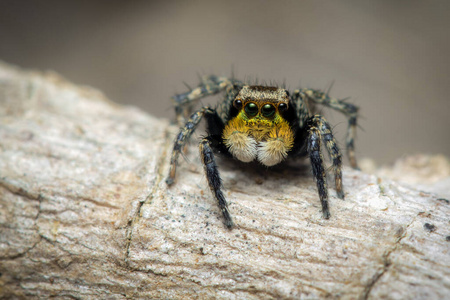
<box><xmin>261</xmin><ymin>104</ymin><xmax>275</xmax><ymax>118</ymax></box>
<box><xmin>244</xmin><ymin>103</ymin><xmax>258</xmax><ymax>117</ymax></box>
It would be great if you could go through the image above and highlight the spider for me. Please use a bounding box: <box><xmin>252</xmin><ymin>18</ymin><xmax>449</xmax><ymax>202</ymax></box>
<box><xmin>166</xmin><ymin>75</ymin><xmax>358</xmax><ymax>229</ymax></box>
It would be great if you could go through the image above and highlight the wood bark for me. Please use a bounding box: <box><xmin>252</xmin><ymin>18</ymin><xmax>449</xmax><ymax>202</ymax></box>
<box><xmin>0</xmin><ymin>61</ymin><xmax>449</xmax><ymax>299</ymax></box>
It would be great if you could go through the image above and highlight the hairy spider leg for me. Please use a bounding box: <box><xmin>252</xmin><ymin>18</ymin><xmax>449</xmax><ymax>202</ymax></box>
<box><xmin>290</xmin><ymin>91</ymin><xmax>312</xmax><ymax>129</ymax></box>
<box><xmin>310</xmin><ymin>115</ymin><xmax>344</xmax><ymax>199</ymax></box>
<box><xmin>307</xmin><ymin>118</ymin><xmax>330</xmax><ymax>219</ymax></box>
<box><xmin>166</xmin><ymin>107</ymin><xmax>215</xmax><ymax>185</ymax></box>
<box><xmin>172</xmin><ymin>75</ymin><xmax>242</xmax><ymax>126</ymax></box>
<box><xmin>297</xmin><ymin>89</ymin><xmax>359</xmax><ymax>169</ymax></box>
<box><xmin>200</xmin><ymin>137</ymin><xmax>233</xmax><ymax>229</ymax></box>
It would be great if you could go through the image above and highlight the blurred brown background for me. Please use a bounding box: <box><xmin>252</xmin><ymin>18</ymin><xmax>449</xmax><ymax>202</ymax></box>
<box><xmin>1</xmin><ymin>0</ymin><xmax>449</xmax><ymax>165</ymax></box>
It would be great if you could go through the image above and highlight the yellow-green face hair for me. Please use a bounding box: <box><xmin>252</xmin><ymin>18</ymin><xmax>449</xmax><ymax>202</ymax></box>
<box><xmin>222</xmin><ymin>86</ymin><xmax>294</xmax><ymax>166</ymax></box>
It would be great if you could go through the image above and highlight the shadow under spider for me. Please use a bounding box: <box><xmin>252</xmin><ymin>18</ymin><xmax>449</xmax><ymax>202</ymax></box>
<box><xmin>216</xmin><ymin>156</ymin><xmax>313</xmax><ymax>186</ymax></box>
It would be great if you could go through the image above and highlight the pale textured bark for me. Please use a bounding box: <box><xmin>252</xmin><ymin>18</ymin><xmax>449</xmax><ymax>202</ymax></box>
<box><xmin>0</xmin><ymin>61</ymin><xmax>449</xmax><ymax>299</ymax></box>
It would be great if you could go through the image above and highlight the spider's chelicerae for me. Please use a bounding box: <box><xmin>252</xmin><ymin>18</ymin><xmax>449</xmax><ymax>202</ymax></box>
<box><xmin>166</xmin><ymin>75</ymin><xmax>358</xmax><ymax>229</ymax></box>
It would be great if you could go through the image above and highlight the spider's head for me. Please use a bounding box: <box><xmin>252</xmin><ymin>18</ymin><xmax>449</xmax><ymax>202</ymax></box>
<box><xmin>223</xmin><ymin>86</ymin><xmax>294</xmax><ymax>166</ymax></box>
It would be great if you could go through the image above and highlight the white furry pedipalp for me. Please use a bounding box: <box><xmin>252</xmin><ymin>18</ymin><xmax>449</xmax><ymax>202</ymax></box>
<box><xmin>257</xmin><ymin>139</ymin><xmax>290</xmax><ymax>166</ymax></box>
<box><xmin>225</xmin><ymin>131</ymin><xmax>258</xmax><ymax>162</ymax></box>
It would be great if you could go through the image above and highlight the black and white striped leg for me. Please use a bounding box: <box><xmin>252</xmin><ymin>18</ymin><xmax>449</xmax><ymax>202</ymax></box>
<box><xmin>310</xmin><ymin>115</ymin><xmax>344</xmax><ymax>199</ymax></box>
<box><xmin>166</xmin><ymin>107</ymin><xmax>215</xmax><ymax>186</ymax></box>
<box><xmin>301</xmin><ymin>88</ymin><xmax>359</xmax><ymax>169</ymax></box>
<box><xmin>307</xmin><ymin>124</ymin><xmax>330</xmax><ymax>219</ymax></box>
<box><xmin>199</xmin><ymin>138</ymin><xmax>234</xmax><ymax>229</ymax></box>
<box><xmin>172</xmin><ymin>75</ymin><xmax>238</xmax><ymax>126</ymax></box>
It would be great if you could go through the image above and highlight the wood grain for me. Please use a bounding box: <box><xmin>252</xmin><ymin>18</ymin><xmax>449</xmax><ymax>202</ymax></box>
<box><xmin>0</xmin><ymin>62</ymin><xmax>448</xmax><ymax>299</ymax></box>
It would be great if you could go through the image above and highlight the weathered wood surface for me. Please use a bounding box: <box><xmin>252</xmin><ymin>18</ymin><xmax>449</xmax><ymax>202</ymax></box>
<box><xmin>0</xmin><ymin>62</ymin><xmax>449</xmax><ymax>299</ymax></box>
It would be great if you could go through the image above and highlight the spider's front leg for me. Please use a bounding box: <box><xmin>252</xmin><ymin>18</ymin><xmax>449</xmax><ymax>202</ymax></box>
<box><xmin>308</xmin><ymin>125</ymin><xmax>330</xmax><ymax>219</ymax></box>
<box><xmin>166</xmin><ymin>106</ymin><xmax>233</xmax><ymax>228</ymax></box>
<box><xmin>307</xmin><ymin>115</ymin><xmax>345</xmax><ymax>218</ymax></box>
<box><xmin>298</xmin><ymin>89</ymin><xmax>359</xmax><ymax>169</ymax></box>
<box><xmin>311</xmin><ymin>115</ymin><xmax>344</xmax><ymax>199</ymax></box>
<box><xmin>199</xmin><ymin>137</ymin><xmax>233</xmax><ymax>229</ymax></box>
<box><xmin>166</xmin><ymin>107</ymin><xmax>214</xmax><ymax>186</ymax></box>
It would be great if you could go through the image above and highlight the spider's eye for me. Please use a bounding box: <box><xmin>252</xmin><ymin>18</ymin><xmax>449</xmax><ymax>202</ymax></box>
<box><xmin>244</xmin><ymin>103</ymin><xmax>258</xmax><ymax>117</ymax></box>
<box><xmin>278</xmin><ymin>103</ymin><xmax>288</xmax><ymax>112</ymax></box>
<box><xmin>234</xmin><ymin>99</ymin><xmax>242</xmax><ymax>109</ymax></box>
<box><xmin>261</xmin><ymin>104</ymin><xmax>275</xmax><ymax>118</ymax></box>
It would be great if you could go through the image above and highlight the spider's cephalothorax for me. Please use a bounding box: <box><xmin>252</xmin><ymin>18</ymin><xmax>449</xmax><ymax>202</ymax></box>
<box><xmin>222</xmin><ymin>85</ymin><xmax>294</xmax><ymax>167</ymax></box>
<box><xmin>166</xmin><ymin>75</ymin><xmax>359</xmax><ymax>229</ymax></box>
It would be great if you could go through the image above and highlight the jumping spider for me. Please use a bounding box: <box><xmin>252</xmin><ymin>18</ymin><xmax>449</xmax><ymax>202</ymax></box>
<box><xmin>166</xmin><ymin>75</ymin><xmax>358</xmax><ymax>228</ymax></box>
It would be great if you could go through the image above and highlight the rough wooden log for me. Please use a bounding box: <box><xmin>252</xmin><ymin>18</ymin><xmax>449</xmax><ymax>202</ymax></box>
<box><xmin>0</xmin><ymin>61</ymin><xmax>449</xmax><ymax>299</ymax></box>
